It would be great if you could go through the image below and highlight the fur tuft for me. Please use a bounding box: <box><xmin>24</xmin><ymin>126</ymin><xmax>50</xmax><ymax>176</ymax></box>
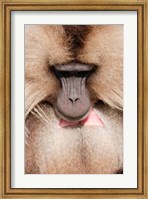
<box><xmin>63</xmin><ymin>25</ymin><xmax>91</xmax><ymax>54</ymax></box>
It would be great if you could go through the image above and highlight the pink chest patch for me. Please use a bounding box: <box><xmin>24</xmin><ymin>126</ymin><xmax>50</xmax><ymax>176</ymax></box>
<box><xmin>59</xmin><ymin>110</ymin><xmax>104</xmax><ymax>128</ymax></box>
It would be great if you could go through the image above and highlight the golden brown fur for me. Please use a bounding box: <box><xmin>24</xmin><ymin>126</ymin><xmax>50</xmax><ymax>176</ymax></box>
<box><xmin>25</xmin><ymin>25</ymin><xmax>123</xmax><ymax>174</ymax></box>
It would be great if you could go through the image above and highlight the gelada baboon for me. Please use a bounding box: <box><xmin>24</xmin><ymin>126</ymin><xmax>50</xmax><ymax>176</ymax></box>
<box><xmin>25</xmin><ymin>25</ymin><xmax>123</xmax><ymax>174</ymax></box>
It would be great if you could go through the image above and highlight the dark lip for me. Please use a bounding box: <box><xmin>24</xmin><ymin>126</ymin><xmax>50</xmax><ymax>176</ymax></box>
<box><xmin>55</xmin><ymin>107</ymin><xmax>91</xmax><ymax>122</ymax></box>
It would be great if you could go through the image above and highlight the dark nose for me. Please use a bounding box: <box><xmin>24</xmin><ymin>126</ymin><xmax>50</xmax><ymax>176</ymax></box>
<box><xmin>68</xmin><ymin>97</ymin><xmax>79</xmax><ymax>103</ymax></box>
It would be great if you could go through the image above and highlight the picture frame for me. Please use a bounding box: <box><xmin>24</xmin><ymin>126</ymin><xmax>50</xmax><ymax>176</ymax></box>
<box><xmin>0</xmin><ymin>0</ymin><xmax>147</xmax><ymax>198</ymax></box>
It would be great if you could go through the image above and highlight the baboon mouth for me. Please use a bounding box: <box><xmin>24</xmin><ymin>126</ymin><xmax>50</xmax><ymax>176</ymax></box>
<box><xmin>55</xmin><ymin>107</ymin><xmax>91</xmax><ymax>122</ymax></box>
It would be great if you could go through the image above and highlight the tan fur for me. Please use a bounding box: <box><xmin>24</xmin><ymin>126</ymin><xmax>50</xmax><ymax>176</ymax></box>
<box><xmin>77</xmin><ymin>25</ymin><xmax>123</xmax><ymax>110</ymax></box>
<box><xmin>25</xmin><ymin>25</ymin><xmax>123</xmax><ymax>174</ymax></box>
<box><xmin>25</xmin><ymin>25</ymin><xmax>73</xmax><ymax>117</ymax></box>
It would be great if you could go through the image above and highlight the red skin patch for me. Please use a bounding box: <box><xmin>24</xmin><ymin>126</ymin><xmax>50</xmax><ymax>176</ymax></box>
<box><xmin>59</xmin><ymin>110</ymin><xmax>104</xmax><ymax>128</ymax></box>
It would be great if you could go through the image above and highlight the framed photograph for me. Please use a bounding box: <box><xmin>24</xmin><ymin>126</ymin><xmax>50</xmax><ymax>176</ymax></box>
<box><xmin>0</xmin><ymin>0</ymin><xmax>147</xmax><ymax>198</ymax></box>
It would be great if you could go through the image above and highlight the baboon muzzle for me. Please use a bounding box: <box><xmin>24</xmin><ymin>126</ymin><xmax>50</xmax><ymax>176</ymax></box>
<box><xmin>56</xmin><ymin>76</ymin><xmax>91</xmax><ymax>121</ymax></box>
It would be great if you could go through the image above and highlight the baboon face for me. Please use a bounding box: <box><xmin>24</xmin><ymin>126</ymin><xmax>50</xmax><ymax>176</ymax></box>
<box><xmin>25</xmin><ymin>25</ymin><xmax>123</xmax><ymax>121</ymax></box>
<box><xmin>25</xmin><ymin>25</ymin><xmax>123</xmax><ymax>174</ymax></box>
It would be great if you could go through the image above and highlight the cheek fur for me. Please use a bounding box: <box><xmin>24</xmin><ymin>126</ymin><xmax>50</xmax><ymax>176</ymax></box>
<box><xmin>77</xmin><ymin>25</ymin><xmax>123</xmax><ymax>110</ymax></box>
<box><xmin>25</xmin><ymin>74</ymin><xmax>60</xmax><ymax>117</ymax></box>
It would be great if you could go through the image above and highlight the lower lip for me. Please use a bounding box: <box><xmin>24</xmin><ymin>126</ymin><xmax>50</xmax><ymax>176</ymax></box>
<box><xmin>56</xmin><ymin>107</ymin><xmax>91</xmax><ymax>122</ymax></box>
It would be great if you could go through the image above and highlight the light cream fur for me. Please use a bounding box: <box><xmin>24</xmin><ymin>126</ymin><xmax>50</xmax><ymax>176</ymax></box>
<box><xmin>26</xmin><ymin>104</ymin><xmax>122</xmax><ymax>174</ymax></box>
<box><xmin>25</xmin><ymin>25</ymin><xmax>123</xmax><ymax>174</ymax></box>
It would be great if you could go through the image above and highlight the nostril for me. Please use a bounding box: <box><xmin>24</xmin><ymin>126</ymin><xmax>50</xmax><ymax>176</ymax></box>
<box><xmin>75</xmin><ymin>98</ymin><xmax>79</xmax><ymax>102</ymax></box>
<box><xmin>68</xmin><ymin>98</ymin><xmax>73</xmax><ymax>103</ymax></box>
<box><xmin>68</xmin><ymin>98</ymin><xmax>79</xmax><ymax>103</ymax></box>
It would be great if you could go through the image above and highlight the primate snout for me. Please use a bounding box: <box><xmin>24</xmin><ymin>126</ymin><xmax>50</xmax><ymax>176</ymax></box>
<box><xmin>68</xmin><ymin>97</ymin><xmax>79</xmax><ymax>103</ymax></box>
<box><xmin>53</xmin><ymin>63</ymin><xmax>93</xmax><ymax>121</ymax></box>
